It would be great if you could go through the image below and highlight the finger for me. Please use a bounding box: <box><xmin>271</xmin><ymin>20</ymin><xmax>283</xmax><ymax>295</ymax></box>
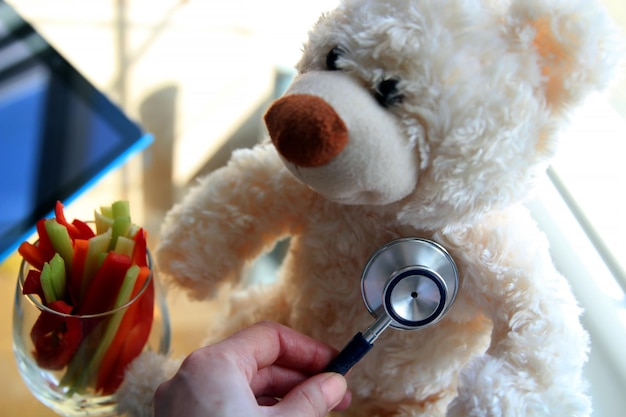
<box><xmin>155</xmin><ymin>354</ymin><xmax>259</xmax><ymax>416</ymax></box>
<box><xmin>216</xmin><ymin>321</ymin><xmax>339</xmax><ymax>381</ymax></box>
<box><xmin>271</xmin><ymin>373</ymin><xmax>349</xmax><ymax>417</ymax></box>
<box><xmin>252</xmin><ymin>366</ymin><xmax>352</xmax><ymax>411</ymax></box>
<box><xmin>250</xmin><ymin>364</ymin><xmax>309</xmax><ymax>398</ymax></box>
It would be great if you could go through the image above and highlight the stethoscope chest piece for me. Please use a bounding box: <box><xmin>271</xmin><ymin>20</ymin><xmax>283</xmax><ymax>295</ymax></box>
<box><xmin>361</xmin><ymin>238</ymin><xmax>458</xmax><ymax>330</ymax></box>
<box><xmin>324</xmin><ymin>237</ymin><xmax>459</xmax><ymax>375</ymax></box>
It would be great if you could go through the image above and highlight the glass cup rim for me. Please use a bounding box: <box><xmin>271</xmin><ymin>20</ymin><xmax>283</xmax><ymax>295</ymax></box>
<box><xmin>18</xmin><ymin>245</ymin><xmax>154</xmax><ymax>319</ymax></box>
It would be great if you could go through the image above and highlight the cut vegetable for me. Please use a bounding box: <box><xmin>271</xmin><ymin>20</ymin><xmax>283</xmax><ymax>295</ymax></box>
<box><xmin>94</xmin><ymin>211</ymin><xmax>114</xmax><ymax>235</ymax></box>
<box><xmin>22</xmin><ymin>269</ymin><xmax>44</xmax><ymax>301</ymax></box>
<box><xmin>114</xmin><ymin>236</ymin><xmax>135</xmax><ymax>258</ymax></box>
<box><xmin>40</xmin><ymin>263</ymin><xmax>56</xmax><ymax>303</ymax></box>
<box><xmin>96</xmin><ymin>266</ymin><xmax>152</xmax><ymax>393</ymax></box>
<box><xmin>132</xmin><ymin>228</ymin><xmax>148</xmax><ymax>268</ymax></box>
<box><xmin>100</xmin><ymin>205</ymin><xmax>113</xmax><ymax>218</ymax></box>
<box><xmin>87</xmin><ymin>264</ymin><xmax>141</xmax><ymax>390</ymax></box>
<box><xmin>30</xmin><ymin>300</ymin><xmax>81</xmax><ymax>370</ymax></box>
<box><xmin>45</xmin><ymin>219</ymin><xmax>74</xmax><ymax>268</ymax></box>
<box><xmin>80</xmin><ymin>251</ymin><xmax>132</xmax><ymax>315</ymax></box>
<box><xmin>80</xmin><ymin>229</ymin><xmax>112</xmax><ymax>300</ymax></box>
<box><xmin>111</xmin><ymin>200</ymin><xmax>131</xmax><ymax>220</ymax></box>
<box><xmin>54</xmin><ymin>201</ymin><xmax>82</xmax><ymax>240</ymax></box>
<box><xmin>72</xmin><ymin>219</ymin><xmax>96</xmax><ymax>240</ymax></box>
<box><xmin>110</xmin><ymin>216</ymin><xmax>131</xmax><ymax>251</ymax></box>
<box><xmin>19</xmin><ymin>199</ymin><xmax>154</xmax><ymax>395</ymax></box>
<box><xmin>49</xmin><ymin>253</ymin><xmax>67</xmax><ymax>302</ymax></box>
<box><xmin>70</xmin><ymin>239</ymin><xmax>89</xmax><ymax>305</ymax></box>
<box><xmin>36</xmin><ymin>218</ymin><xmax>55</xmax><ymax>262</ymax></box>
<box><xmin>18</xmin><ymin>241</ymin><xmax>46</xmax><ymax>271</ymax></box>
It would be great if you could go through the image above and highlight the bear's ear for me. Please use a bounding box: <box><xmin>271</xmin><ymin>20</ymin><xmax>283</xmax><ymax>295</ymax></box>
<box><xmin>508</xmin><ymin>0</ymin><xmax>622</xmax><ymax>111</ymax></box>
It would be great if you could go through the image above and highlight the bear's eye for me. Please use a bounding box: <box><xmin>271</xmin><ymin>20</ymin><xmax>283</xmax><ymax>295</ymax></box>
<box><xmin>326</xmin><ymin>47</ymin><xmax>343</xmax><ymax>71</ymax></box>
<box><xmin>375</xmin><ymin>79</ymin><xmax>404</xmax><ymax>108</ymax></box>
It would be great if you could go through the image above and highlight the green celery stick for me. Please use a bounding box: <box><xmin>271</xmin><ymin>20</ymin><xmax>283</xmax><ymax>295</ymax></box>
<box><xmin>111</xmin><ymin>200</ymin><xmax>131</xmax><ymax>220</ymax></box>
<box><xmin>40</xmin><ymin>262</ymin><xmax>56</xmax><ymax>303</ymax></box>
<box><xmin>80</xmin><ymin>229</ymin><xmax>112</xmax><ymax>300</ymax></box>
<box><xmin>109</xmin><ymin>216</ymin><xmax>131</xmax><ymax>251</ymax></box>
<box><xmin>64</xmin><ymin>247</ymin><xmax>135</xmax><ymax>392</ymax></box>
<box><xmin>61</xmin><ymin>315</ymin><xmax>108</xmax><ymax>391</ymax></box>
<box><xmin>45</xmin><ymin>219</ymin><xmax>74</xmax><ymax>268</ymax></box>
<box><xmin>115</xmin><ymin>265</ymin><xmax>141</xmax><ymax>308</ymax></box>
<box><xmin>81</xmin><ymin>265</ymin><xmax>140</xmax><ymax>388</ymax></box>
<box><xmin>114</xmin><ymin>236</ymin><xmax>135</xmax><ymax>258</ymax></box>
<box><xmin>100</xmin><ymin>205</ymin><xmax>113</xmax><ymax>218</ymax></box>
<box><xmin>94</xmin><ymin>210</ymin><xmax>114</xmax><ymax>235</ymax></box>
<box><xmin>97</xmin><ymin>252</ymin><xmax>108</xmax><ymax>267</ymax></box>
<box><xmin>127</xmin><ymin>223</ymin><xmax>140</xmax><ymax>239</ymax></box>
<box><xmin>49</xmin><ymin>253</ymin><xmax>67</xmax><ymax>301</ymax></box>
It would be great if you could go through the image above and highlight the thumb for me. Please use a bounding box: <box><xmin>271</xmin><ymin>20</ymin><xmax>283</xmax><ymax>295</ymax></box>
<box><xmin>273</xmin><ymin>373</ymin><xmax>348</xmax><ymax>417</ymax></box>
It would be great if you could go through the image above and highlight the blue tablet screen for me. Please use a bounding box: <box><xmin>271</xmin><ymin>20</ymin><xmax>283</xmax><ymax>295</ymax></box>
<box><xmin>0</xmin><ymin>1</ymin><xmax>152</xmax><ymax>263</ymax></box>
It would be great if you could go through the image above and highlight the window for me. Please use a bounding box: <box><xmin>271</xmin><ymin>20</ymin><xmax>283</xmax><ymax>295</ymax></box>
<box><xmin>527</xmin><ymin>1</ymin><xmax>626</xmax><ymax>416</ymax></box>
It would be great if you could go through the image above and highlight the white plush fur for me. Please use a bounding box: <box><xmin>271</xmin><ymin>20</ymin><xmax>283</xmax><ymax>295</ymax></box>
<box><xmin>117</xmin><ymin>0</ymin><xmax>622</xmax><ymax>416</ymax></box>
<box><xmin>277</xmin><ymin>71</ymin><xmax>417</xmax><ymax>205</ymax></box>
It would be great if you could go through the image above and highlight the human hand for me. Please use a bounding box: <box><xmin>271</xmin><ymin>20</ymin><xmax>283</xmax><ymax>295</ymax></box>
<box><xmin>154</xmin><ymin>321</ymin><xmax>351</xmax><ymax>417</ymax></box>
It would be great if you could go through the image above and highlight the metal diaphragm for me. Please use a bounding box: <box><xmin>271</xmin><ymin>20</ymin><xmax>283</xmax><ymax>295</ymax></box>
<box><xmin>361</xmin><ymin>238</ymin><xmax>458</xmax><ymax>331</ymax></box>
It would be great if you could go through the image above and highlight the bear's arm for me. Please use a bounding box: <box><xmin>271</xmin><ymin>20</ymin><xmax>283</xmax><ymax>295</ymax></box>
<box><xmin>155</xmin><ymin>143</ymin><xmax>315</xmax><ymax>300</ymax></box>
<box><xmin>440</xmin><ymin>205</ymin><xmax>591</xmax><ymax>417</ymax></box>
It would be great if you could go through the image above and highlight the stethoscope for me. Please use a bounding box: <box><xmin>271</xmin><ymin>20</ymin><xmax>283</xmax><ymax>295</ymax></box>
<box><xmin>323</xmin><ymin>238</ymin><xmax>459</xmax><ymax>375</ymax></box>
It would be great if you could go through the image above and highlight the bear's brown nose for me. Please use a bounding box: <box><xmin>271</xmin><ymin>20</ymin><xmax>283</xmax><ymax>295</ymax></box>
<box><xmin>264</xmin><ymin>94</ymin><xmax>348</xmax><ymax>168</ymax></box>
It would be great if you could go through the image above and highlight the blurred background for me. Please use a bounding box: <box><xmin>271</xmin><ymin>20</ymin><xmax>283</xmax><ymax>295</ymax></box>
<box><xmin>0</xmin><ymin>1</ymin><xmax>338</xmax><ymax>415</ymax></box>
<box><xmin>0</xmin><ymin>0</ymin><xmax>624</xmax><ymax>415</ymax></box>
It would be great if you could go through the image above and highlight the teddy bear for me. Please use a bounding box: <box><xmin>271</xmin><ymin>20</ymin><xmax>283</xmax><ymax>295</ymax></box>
<box><xmin>117</xmin><ymin>0</ymin><xmax>623</xmax><ymax>416</ymax></box>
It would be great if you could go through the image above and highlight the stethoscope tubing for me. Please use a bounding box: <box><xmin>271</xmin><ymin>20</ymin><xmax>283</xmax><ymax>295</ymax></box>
<box><xmin>323</xmin><ymin>313</ymin><xmax>391</xmax><ymax>374</ymax></box>
<box><xmin>323</xmin><ymin>332</ymin><xmax>373</xmax><ymax>375</ymax></box>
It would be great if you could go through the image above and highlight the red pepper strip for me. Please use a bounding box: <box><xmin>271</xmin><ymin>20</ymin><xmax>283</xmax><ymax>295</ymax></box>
<box><xmin>79</xmin><ymin>252</ymin><xmax>132</xmax><ymax>315</ymax></box>
<box><xmin>22</xmin><ymin>269</ymin><xmax>45</xmax><ymax>302</ymax></box>
<box><xmin>35</xmin><ymin>219</ymin><xmax>55</xmax><ymax>262</ymax></box>
<box><xmin>54</xmin><ymin>201</ymin><xmax>82</xmax><ymax>240</ymax></box>
<box><xmin>30</xmin><ymin>300</ymin><xmax>82</xmax><ymax>370</ymax></box>
<box><xmin>101</xmin><ymin>321</ymin><xmax>149</xmax><ymax>394</ymax></box>
<box><xmin>96</xmin><ymin>267</ymin><xmax>153</xmax><ymax>394</ymax></box>
<box><xmin>18</xmin><ymin>241</ymin><xmax>46</xmax><ymax>271</ymax></box>
<box><xmin>72</xmin><ymin>219</ymin><xmax>96</xmax><ymax>240</ymax></box>
<box><xmin>112</xmin><ymin>275</ymin><xmax>154</xmax><ymax>386</ymax></box>
<box><xmin>132</xmin><ymin>228</ymin><xmax>148</xmax><ymax>268</ymax></box>
<box><xmin>70</xmin><ymin>239</ymin><xmax>89</xmax><ymax>306</ymax></box>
